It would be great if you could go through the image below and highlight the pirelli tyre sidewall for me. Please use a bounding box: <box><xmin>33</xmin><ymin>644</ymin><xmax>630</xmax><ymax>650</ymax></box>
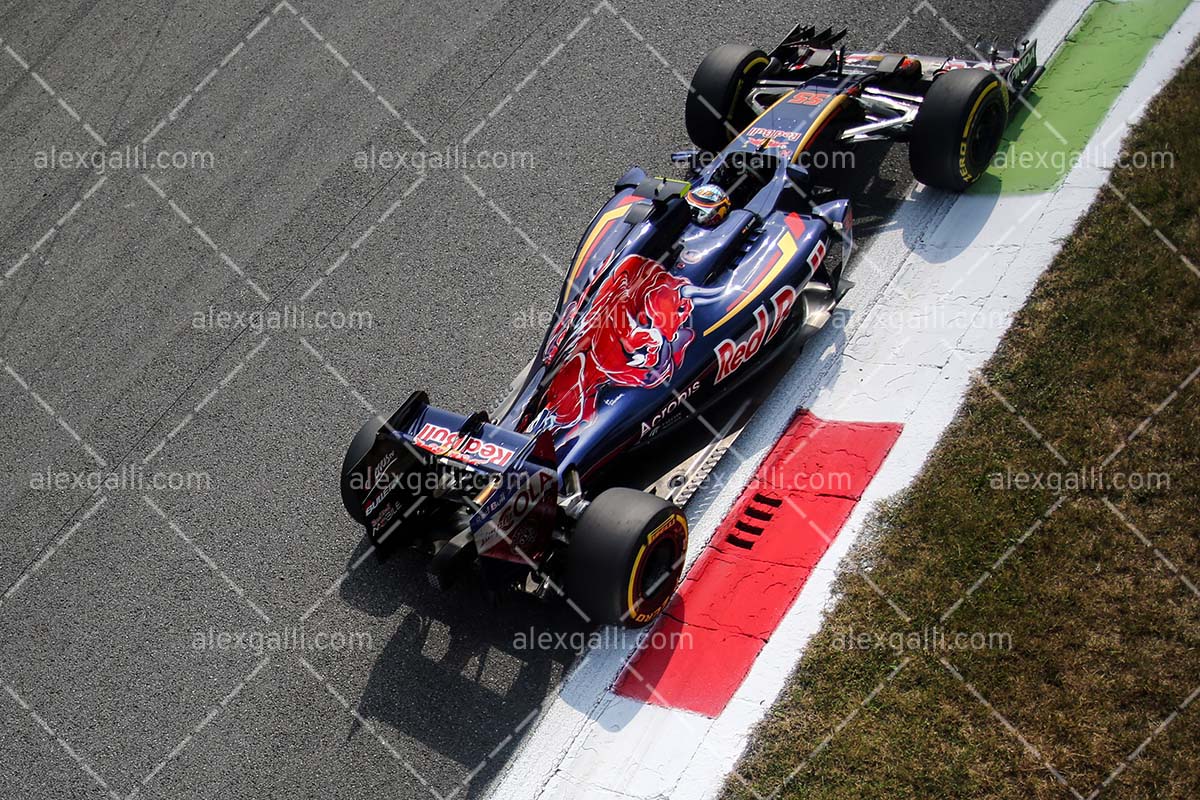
<box><xmin>567</xmin><ymin>488</ymin><xmax>688</xmax><ymax>628</ymax></box>
<box><xmin>685</xmin><ymin>44</ymin><xmax>769</xmax><ymax>153</ymax></box>
<box><xmin>909</xmin><ymin>68</ymin><xmax>1009</xmax><ymax>192</ymax></box>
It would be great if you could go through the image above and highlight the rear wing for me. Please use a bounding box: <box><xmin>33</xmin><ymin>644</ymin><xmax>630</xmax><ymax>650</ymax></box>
<box><xmin>347</xmin><ymin>392</ymin><xmax>559</xmax><ymax>556</ymax></box>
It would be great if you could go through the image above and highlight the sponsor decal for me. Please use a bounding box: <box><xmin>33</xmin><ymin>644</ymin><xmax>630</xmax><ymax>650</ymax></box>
<box><xmin>363</xmin><ymin>450</ymin><xmax>401</xmax><ymax>518</ymax></box>
<box><xmin>640</xmin><ymin>380</ymin><xmax>701</xmax><ymax>440</ymax></box>
<box><xmin>788</xmin><ymin>90</ymin><xmax>829</xmax><ymax>106</ymax></box>
<box><xmin>413</xmin><ymin>423</ymin><xmax>515</xmax><ymax>468</ymax></box>
<box><xmin>369</xmin><ymin>499</ymin><xmax>400</xmax><ymax>536</ymax></box>
<box><xmin>1011</xmin><ymin>44</ymin><xmax>1036</xmax><ymax>82</ymax></box>
<box><xmin>473</xmin><ymin>468</ymin><xmax>557</xmax><ymax>557</ymax></box>
<box><xmin>679</xmin><ymin>248</ymin><xmax>703</xmax><ymax>264</ymax></box>
<box><xmin>807</xmin><ymin>239</ymin><xmax>827</xmax><ymax>270</ymax></box>
<box><xmin>714</xmin><ymin>284</ymin><xmax>801</xmax><ymax>383</ymax></box>
<box><xmin>745</xmin><ymin>126</ymin><xmax>803</xmax><ymax>143</ymax></box>
<box><xmin>364</xmin><ymin>480</ymin><xmax>395</xmax><ymax>518</ymax></box>
<box><xmin>374</xmin><ymin>450</ymin><xmax>397</xmax><ymax>479</ymax></box>
<box><xmin>744</xmin><ymin>126</ymin><xmax>808</xmax><ymax>155</ymax></box>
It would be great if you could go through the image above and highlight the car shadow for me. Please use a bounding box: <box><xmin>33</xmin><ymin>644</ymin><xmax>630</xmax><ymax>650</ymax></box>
<box><xmin>835</xmin><ymin>135</ymin><xmax>1007</xmax><ymax>262</ymax></box>
<box><xmin>336</xmin><ymin>538</ymin><xmax>590</xmax><ymax>797</ymax></box>
<box><xmin>325</xmin><ymin>316</ymin><xmax>851</xmax><ymax>794</ymax></box>
<box><xmin>833</xmin><ymin>139</ymin><xmax>906</xmax><ymax>239</ymax></box>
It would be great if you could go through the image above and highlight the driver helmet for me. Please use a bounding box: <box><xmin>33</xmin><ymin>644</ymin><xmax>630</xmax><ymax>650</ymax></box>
<box><xmin>685</xmin><ymin>184</ymin><xmax>731</xmax><ymax>228</ymax></box>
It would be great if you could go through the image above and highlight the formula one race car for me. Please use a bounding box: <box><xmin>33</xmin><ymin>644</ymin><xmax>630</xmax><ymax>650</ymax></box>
<box><xmin>339</xmin><ymin>25</ymin><xmax>1041</xmax><ymax>627</ymax></box>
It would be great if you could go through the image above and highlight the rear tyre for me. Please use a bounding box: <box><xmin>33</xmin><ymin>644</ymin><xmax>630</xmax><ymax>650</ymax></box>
<box><xmin>685</xmin><ymin>44</ymin><xmax>769</xmax><ymax>153</ymax></box>
<box><xmin>909</xmin><ymin>68</ymin><xmax>1008</xmax><ymax>192</ymax></box>
<box><xmin>341</xmin><ymin>416</ymin><xmax>384</xmax><ymax>525</ymax></box>
<box><xmin>566</xmin><ymin>488</ymin><xmax>688</xmax><ymax>628</ymax></box>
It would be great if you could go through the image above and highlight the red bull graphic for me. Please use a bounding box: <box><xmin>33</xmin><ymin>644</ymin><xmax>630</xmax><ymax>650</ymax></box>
<box><xmin>413</xmin><ymin>423</ymin><xmax>516</xmax><ymax>468</ymax></box>
<box><xmin>542</xmin><ymin>254</ymin><xmax>699</xmax><ymax>431</ymax></box>
<box><xmin>714</xmin><ymin>284</ymin><xmax>800</xmax><ymax>383</ymax></box>
<box><xmin>744</xmin><ymin>126</ymin><xmax>804</xmax><ymax>156</ymax></box>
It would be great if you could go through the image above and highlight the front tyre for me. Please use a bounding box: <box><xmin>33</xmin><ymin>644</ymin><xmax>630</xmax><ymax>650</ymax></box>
<box><xmin>909</xmin><ymin>68</ymin><xmax>1008</xmax><ymax>192</ymax></box>
<box><xmin>566</xmin><ymin>488</ymin><xmax>688</xmax><ymax>628</ymax></box>
<box><xmin>685</xmin><ymin>44</ymin><xmax>769</xmax><ymax>153</ymax></box>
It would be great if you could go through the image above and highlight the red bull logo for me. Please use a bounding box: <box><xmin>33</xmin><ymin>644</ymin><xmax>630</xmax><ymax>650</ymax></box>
<box><xmin>413</xmin><ymin>423</ymin><xmax>516</xmax><ymax>468</ymax></box>
<box><xmin>542</xmin><ymin>254</ymin><xmax>703</xmax><ymax>431</ymax></box>
<box><xmin>714</xmin><ymin>285</ymin><xmax>800</xmax><ymax>383</ymax></box>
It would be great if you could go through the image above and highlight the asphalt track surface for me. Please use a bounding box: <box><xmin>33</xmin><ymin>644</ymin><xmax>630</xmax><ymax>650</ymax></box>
<box><xmin>0</xmin><ymin>1</ymin><xmax>1052</xmax><ymax>797</ymax></box>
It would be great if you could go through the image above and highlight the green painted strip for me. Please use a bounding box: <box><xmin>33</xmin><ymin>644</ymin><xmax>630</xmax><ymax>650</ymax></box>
<box><xmin>974</xmin><ymin>0</ymin><xmax>1191</xmax><ymax>194</ymax></box>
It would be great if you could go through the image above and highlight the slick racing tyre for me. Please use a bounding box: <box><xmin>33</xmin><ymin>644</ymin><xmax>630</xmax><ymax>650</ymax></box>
<box><xmin>341</xmin><ymin>416</ymin><xmax>384</xmax><ymax>525</ymax></box>
<box><xmin>909</xmin><ymin>68</ymin><xmax>1008</xmax><ymax>192</ymax></box>
<box><xmin>685</xmin><ymin>44</ymin><xmax>769</xmax><ymax>153</ymax></box>
<box><xmin>566</xmin><ymin>488</ymin><xmax>688</xmax><ymax>628</ymax></box>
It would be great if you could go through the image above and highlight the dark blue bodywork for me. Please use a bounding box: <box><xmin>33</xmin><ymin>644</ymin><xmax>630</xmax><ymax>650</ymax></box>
<box><xmin>493</xmin><ymin>83</ymin><xmax>856</xmax><ymax>482</ymax></box>
<box><xmin>348</xmin><ymin>81</ymin><xmax>856</xmax><ymax>563</ymax></box>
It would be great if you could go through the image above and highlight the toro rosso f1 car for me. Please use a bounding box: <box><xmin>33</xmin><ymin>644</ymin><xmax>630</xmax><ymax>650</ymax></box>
<box><xmin>340</xmin><ymin>25</ymin><xmax>1041</xmax><ymax>627</ymax></box>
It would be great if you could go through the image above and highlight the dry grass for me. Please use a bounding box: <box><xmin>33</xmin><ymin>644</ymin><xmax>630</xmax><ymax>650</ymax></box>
<box><xmin>726</xmin><ymin>48</ymin><xmax>1200</xmax><ymax>800</ymax></box>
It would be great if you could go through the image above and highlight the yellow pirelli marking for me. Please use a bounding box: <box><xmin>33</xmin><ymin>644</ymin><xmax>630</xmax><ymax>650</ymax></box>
<box><xmin>959</xmin><ymin>81</ymin><xmax>1003</xmax><ymax>181</ymax></box>
<box><xmin>626</xmin><ymin>513</ymin><xmax>687</xmax><ymax>622</ymax></box>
